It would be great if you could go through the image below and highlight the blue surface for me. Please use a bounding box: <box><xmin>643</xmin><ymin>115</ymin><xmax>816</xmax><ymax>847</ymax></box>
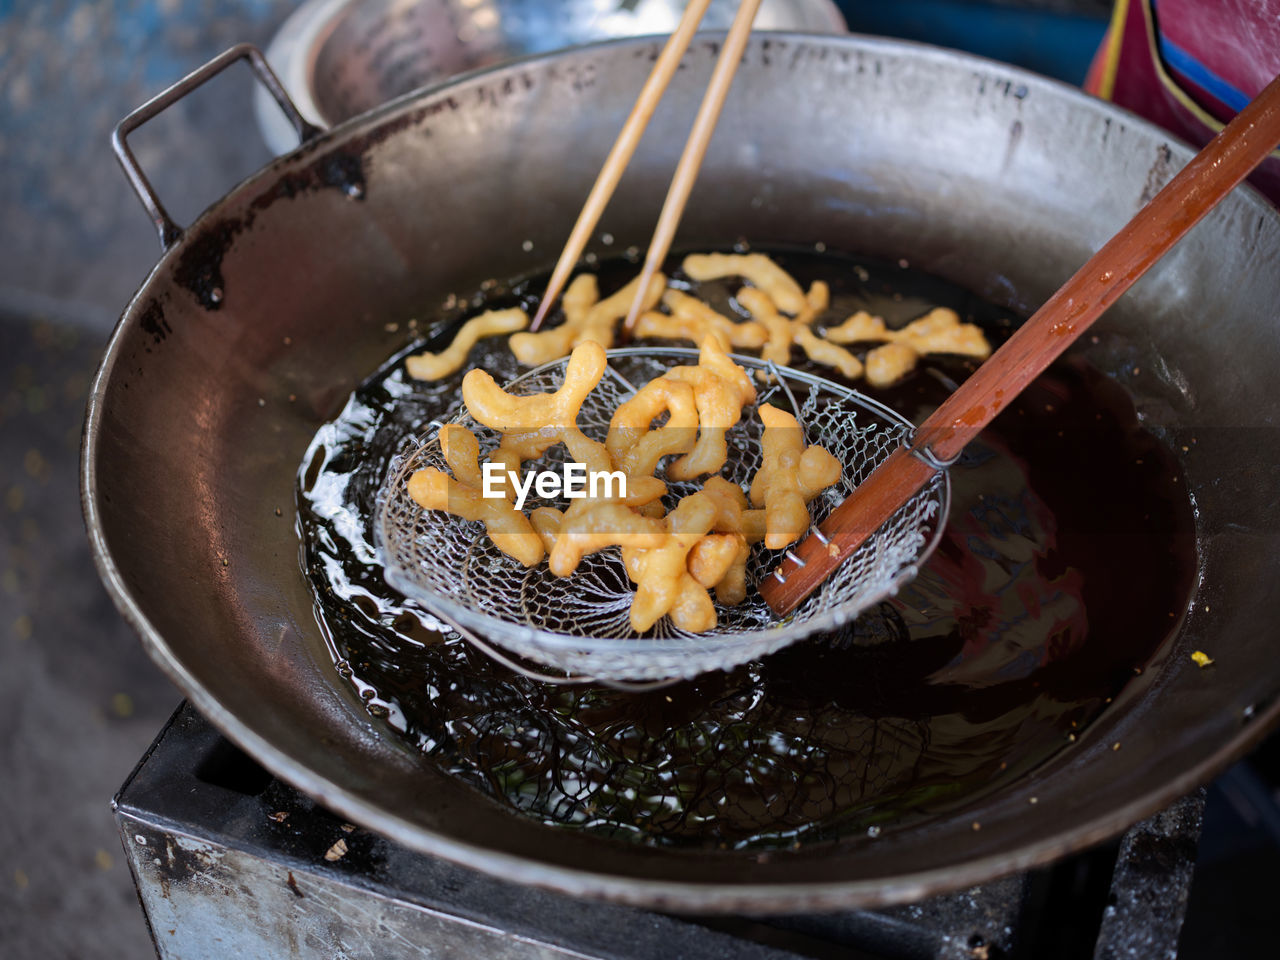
<box><xmin>1156</xmin><ymin>36</ymin><xmax>1250</xmax><ymax>112</ymax></box>
<box><xmin>1148</xmin><ymin>0</ymin><xmax>1251</xmax><ymax>112</ymax></box>
<box><xmin>835</xmin><ymin>0</ymin><xmax>1107</xmax><ymax>85</ymax></box>
<box><xmin>0</xmin><ymin>0</ymin><xmax>298</xmax><ymax>321</ymax></box>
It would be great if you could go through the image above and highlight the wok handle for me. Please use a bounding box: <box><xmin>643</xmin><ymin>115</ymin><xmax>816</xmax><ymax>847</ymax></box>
<box><xmin>111</xmin><ymin>43</ymin><xmax>322</xmax><ymax>250</ymax></box>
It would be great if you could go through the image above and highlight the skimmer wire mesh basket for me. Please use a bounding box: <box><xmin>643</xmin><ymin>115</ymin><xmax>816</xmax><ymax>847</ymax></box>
<box><xmin>377</xmin><ymin>347</ymin><xmax>948</xmax><ymax>682</ymax></box>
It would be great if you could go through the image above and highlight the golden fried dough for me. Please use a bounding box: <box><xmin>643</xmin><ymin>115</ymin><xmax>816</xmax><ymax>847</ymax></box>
<box><xmin>439</xmin><ymin>424</ymin><xmax>483</xmax><ymax>488</ymax></box>
<box><xmin>407</xmin><ymin>467</ymin><xmax>544</xmax><ymax>567</ymax></box>
<box><xmin>484</xmin><ymin>445</ymin><xmax>523</xmax><ymax>500</ymax></box>
<box><xmin>401</xmin><ymin>257</ymin><xmax>992</xmax><ymax>633</ymax></box>
<box><xmin>658</xmin><ymin>289</ymin><xmax>769</xmax><ymax>348</ymax></box>
<box><xmin>668</xmin><ymin>574</ymin><xmax>718</xmax><ymax>633</ymax></box>
<box><xmin>824</xmin><ymin>306</ymin><xmax>991</xmax><ymax>386</ymax></box>
<box><xmin>633</xmin><ymin>311</ymin><xmax>731</xmax><ymax>351</ymax></box>
<box><xmin>606</xmin><ymin>377</ymin><xmax>698</xmax><ymax>477</ymax></box>
<box><xmin>702</xmin><ymin>476</ymin><xmax>748</xmax><ymax>525</ymax></box>
<box><xmin>688</xmin><ymin>533</ymin><xmax>745</xmax><ymax>588</ymax></box>
<box><xmin>682</xmin><ymin>253</ymin><xmax>807</xmax><ymax>315</ymax></box>
<box><xmin>736</xmin><ymin>286</ymin><xmax>794</xmax><ymax>366</ymax></box>
<box><xmin>623</xmin><ymin>493</ymin><xmax>718</xmax><ymax>632</ymax></box>
<box><xmin>509</xmin><ymin>275</ymin><xmax>598</xmax><ymax>366</ymax></box>
<box><xmin>580</xmin><ymin>271</ymin><xmax>667</xmax><ymax>348</ymax></box>
<box><xmin>689</xmin><ymin>532</ymin><xmax>750</xmax><ymax>605</ymax></box>
<box><xmin>463</xmin><ymin>340</ymin><xmax>606</xmax><ymax>432</ymax></box>
<box><xmin>865</xmin><ymin>342</ymin><xmax>920</xmax><ymax>388</ymax></box>
<box><xmin>663</xmin><ymin>339</ymin><xmax>757</xmax><ymax>480</ymax></box>
<box><xmin>530</xmin><ymin>506</ymin><xmax>563</xmax><ymax>554</ymax></box>
<box><xmin>699</xmin><ymin>476</ymin><xmax>761</xmax><ymax>598</ymax></box>
<box><xmin>750</xmin><ymin>404</ymin><xmax>842</xmax><ymax>550</ymax></box>
<box><xmin>896</xmin><ymin>307</ymin><xmax>992</xmax><ymax>359</ymax></box>
<box><xmin>792</xmin><ymin>325</ymin><xmax>864</xmax><ymax>380</ymax></box>
<box><xmin>791</xmin><ymin>281</ymin><xmax>830</xmax><ymax>328</ymax></box>
<box><xmin>822</xmin><ymin>310</ymin><xmax>889</xmax><ymax>344</ymax></box>
<box><xmin>406</xmin><ymin>308</ymin><xmax>529</xmax><ymax>380</ymax></box>
<box><xmin>548</xmin><ymin>503</ymin><xmax>666</xmax><ymax>577</ymax></box>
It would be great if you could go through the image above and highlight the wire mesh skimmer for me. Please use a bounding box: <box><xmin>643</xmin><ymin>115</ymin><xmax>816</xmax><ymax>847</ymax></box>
<box><xmin>377</xmin><ymin>347</ymin><xmax>948</xmax><ymax>684</ymax></box>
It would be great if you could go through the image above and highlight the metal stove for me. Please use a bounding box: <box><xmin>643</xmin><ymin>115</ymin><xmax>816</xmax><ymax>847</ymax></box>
<box><xmin>115</xmin><ymin>704</ymin><xmax>1204</xmax><ymax>960</ymax></box>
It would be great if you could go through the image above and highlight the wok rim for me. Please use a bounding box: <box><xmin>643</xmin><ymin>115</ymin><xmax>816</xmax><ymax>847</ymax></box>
<box><xmin>83</xmin><ymin>31</ymin><xmax>1280</xmax><ymax>912</ymax></box>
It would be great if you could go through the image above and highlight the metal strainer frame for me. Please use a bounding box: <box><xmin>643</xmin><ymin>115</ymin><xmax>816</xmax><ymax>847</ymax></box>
<box><xmin>377</xmin><ymin>347</ymin><xmax>950</xmax><ymax>683</ymax></box>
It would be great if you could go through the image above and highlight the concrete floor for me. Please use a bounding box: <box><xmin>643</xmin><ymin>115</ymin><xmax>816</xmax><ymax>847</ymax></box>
<box><xmin>0</xmin><ymin>4</ymin><xmax>297</xmax><ymax>957</ymax></box>
<box><xmin>0</xmin><ymin>311</ymin><xmax>181</xmax><ymax>959</ymax></box>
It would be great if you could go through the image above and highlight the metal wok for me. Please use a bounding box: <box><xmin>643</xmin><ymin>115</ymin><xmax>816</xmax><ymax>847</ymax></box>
<box><xmin>84</xmin><ymin>34</ymin><xmax>1280</xmax><ymax>912</ymax></box>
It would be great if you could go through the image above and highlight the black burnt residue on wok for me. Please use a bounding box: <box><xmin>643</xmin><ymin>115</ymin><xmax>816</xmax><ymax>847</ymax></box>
<box><xmin>296</xmin><ymin>248</ymin><xmax>1198</xmax><ymax>851</ymax></box>
<box><xmin>138</xmin><ymin>298</ymin><xmax>171</xmax><ymax>345</ymax></box>
<box><xmin>174</xmin><ymin>216</ymin><xmax>241</xmax><ymax>310</ymax></box>
<box><xmin>173</xmin><ymin>122</ymin><xmax>417</xmax><ymax>310</ymax></box>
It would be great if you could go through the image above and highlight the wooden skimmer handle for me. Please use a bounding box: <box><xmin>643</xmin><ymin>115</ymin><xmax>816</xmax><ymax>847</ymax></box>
<box><xmin>761</xmin><ymin>70</ymin><xmax>1280</xmax><ymax>616</ymax></box>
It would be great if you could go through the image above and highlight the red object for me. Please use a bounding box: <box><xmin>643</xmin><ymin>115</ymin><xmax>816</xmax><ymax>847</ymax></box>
<box><xmin>1084</xmin><ymin>0</ymin><xmax>1280</xmax><ymax>205</ymax></box>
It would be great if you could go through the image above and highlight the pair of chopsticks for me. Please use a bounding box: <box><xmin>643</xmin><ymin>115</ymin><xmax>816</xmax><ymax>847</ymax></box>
<box><xmin>529</xmin><ymin>0</ymin><xmax>763</xmax><ymax>335</ymax></box>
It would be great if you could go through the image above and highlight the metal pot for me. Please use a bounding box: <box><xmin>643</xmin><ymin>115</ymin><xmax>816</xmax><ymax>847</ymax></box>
<box><xmin>255</xmin><ymin>0</ymin><xmax>847</xmax><ymax>153</ymax></box>
<box><xmin>86</xmin><ymin>35</ymin><xmax>1280</xmax><ymax>912</ymax></box>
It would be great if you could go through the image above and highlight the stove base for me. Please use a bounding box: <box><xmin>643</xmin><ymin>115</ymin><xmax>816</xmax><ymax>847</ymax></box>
<box><xmin>115</xmin><ymin>704</ymin><xmax>1203</xmax><ymax>960</ymax></box>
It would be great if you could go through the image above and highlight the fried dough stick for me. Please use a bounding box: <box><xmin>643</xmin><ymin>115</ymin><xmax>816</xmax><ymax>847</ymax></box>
<box><xmin>407</xmin><ymin>466</ymin><xmax>544</xmax><ymax>567</ymax></box>
<box><xmin>463</xmin><ymin>341</ymin><xmax>606</xmax><ymax>432</ymax></box>
<box><xmin>749</xmin><ymin>404</ymin><xmax>842</xmax><ymax>550</ymax></box>
<box><xmin>683</xmin><ymin>252</ymin><xmax>807</xmax><ymax>315</ymax></box>
<box><xmin>622</xmin><ymin>493</ymin><xmax>719</xmax><ymax>632</ymax></box>
<box><xmin>406</xmin><ymin>308</ymin><xmax>529</xmax><ymax>380</ymax></box>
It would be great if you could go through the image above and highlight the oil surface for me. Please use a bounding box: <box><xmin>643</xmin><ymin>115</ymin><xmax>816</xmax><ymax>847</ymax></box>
<box><xmin>298</xmin><ymin>248</ymin><xmax>1197</xmax><ymax>850</ymax></box>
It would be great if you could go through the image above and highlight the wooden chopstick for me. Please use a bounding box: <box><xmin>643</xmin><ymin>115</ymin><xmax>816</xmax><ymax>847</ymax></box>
<box><xmin>529</xmin><ymin>0</ymin><xmax>714</xmax><ymax>332</ymax></box>
<box><xmin>759</xmin><ymin>69</ymin><xmax>1280</xmax><ymax>617</ymax></box>
<box><xmin>622</xmin><ymin>0</ymin><xmax>764</xmax><ymax>338</ymax></box>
